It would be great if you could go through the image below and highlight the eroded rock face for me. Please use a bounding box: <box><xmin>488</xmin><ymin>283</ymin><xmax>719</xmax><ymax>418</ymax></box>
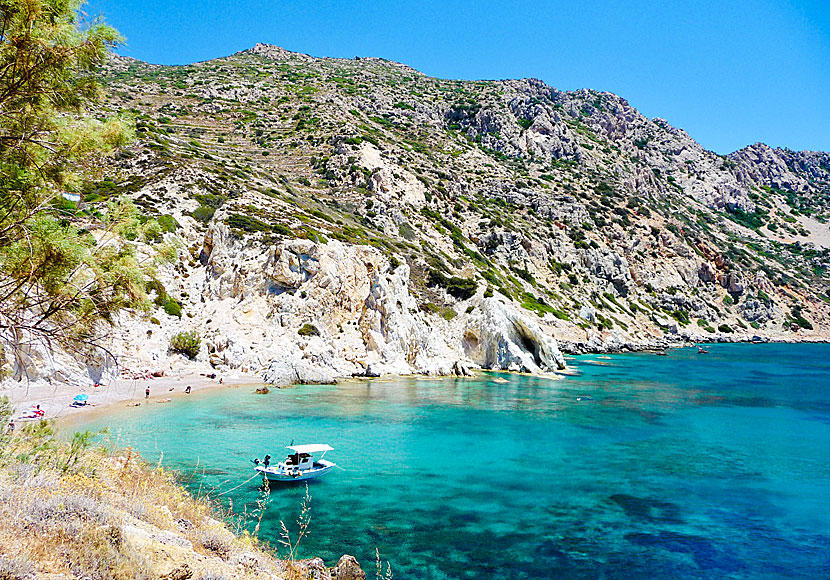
<box><xmin>194</xmin><ymin>229</ymin><xmax>567</xmax><ymax>381</ymax></box>
<box><xmin>198</xmin><ymin>228</ymin><xmax>568</xmax><ymax>381</ymax></box>
<box><xmin>739</xmin><ymin>299</ymin><xmax>779</xmax><ymax>324</ymax></box>
<box><xmin>580</xmin><ymin>248</ymin><xmax>632</xmax><ymax>293</ymax></box>
<box><xmin>262</xmin><ymin>350</ymin><xmax>339</xmax><ymax>386</ymax></box>
<box><xmin>464</xmin><ymin>299</ymin><xmax>565</xmax><ymax>372</ymax></box>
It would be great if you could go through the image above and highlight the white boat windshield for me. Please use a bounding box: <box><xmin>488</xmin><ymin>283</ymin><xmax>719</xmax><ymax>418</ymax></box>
<box><xmin>286</xmin><ymin>444</ymin><xmax>333</xmax><ymax>454</ymax></box>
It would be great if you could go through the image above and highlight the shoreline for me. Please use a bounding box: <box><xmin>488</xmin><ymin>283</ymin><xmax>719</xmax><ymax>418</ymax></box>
<box><xmin>6</xmin><ymin>371</ymin><xmax>264</xmax><ymax>429</ymax></box>
<box><xmin>8</xmin><ymin>336</ymin><xmax>829</xmax><ymax>431</ymax></box>
<box><xmin>557</xmin><ymin>334</ymin><xmax>830</xmax><ymax>355</ymax></box>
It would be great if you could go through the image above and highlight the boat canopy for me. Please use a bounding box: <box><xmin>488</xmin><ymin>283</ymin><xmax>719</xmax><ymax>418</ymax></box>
<box><xmin>286</xmin><ymin>444</ymin><xmax>333</xmax><ymax>454</ymax></box>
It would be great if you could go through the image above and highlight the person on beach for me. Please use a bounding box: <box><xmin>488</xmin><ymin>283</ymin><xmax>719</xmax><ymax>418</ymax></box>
<box><xmin>145</xmin><ymin>386</ymin><xmax>150</xmax><ymax>399</ymax></box>
<box><xmin>7</xmin><ymin>421</ymin><xmax>13</xmax><ymax>434</ymax></box>
<box><xmin>185</xmin><ymin>385</ymin><xmax>191</xmax><ymax>394</ymax></box>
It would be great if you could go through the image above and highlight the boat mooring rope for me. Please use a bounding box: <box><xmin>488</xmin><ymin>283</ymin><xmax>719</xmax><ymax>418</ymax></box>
<box><xmin>214</xmin><ymin>472</ymin><xmax>263</xmax><ymax>496</ymax></box>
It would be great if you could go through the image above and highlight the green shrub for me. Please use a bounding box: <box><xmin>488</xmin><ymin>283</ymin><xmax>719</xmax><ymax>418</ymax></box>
<box><xmin>298</xmin><ymin>323</ymin><xmax>319</xmax><ymax>337</ymax></box>
<box><xmin>146</xmin><ymin>280</ymin><xmax>180</xmax><ymax>317</ymax></box>
<box><xmin>226</xmin><ymin>213</ymin><xmax>270</xmax><ymax>232</ymax></box>
<box><xmin>441</xmin><ymin>307</ymin><xmax>457</xmax><ymax>321</ymax></box>
<box><xmin>272</xmin><ymin>223</ymin><xmax>294</xmax><ymax>237</ymax></box>
<box><xmin>191</xmin><ymin>205</ymin><xmax>215</xmax><ymax>223</ymax></box>
<box><xmin>84</xmin><ymin>177</ymin><xmax>122</xmax><ymax>198</ymax></box>
<box><xmin>445</xmin><ymin>277</ymin><xmax>477</xmax><ymax>299</ymax></box>
<box><xmin>194</xmin><ymin>193</ymin><xmax>227</xmax><ymax>208</ymax></box>
<box><xmin>670</xmin><ymin>310</ymin><xmax>690</xmax><ymax>325</ymax></box>
<box><xmin>163</xmin><ymin>300</ymin><xmax>182</xmax><ymax>318</ymax></box>
<box><xmin>170</xmin><ymin>331</ymin><xmax>201</xmax><ymax>358</ymax></box>
<box><xmin>725</xmin><ymin>206</ymin><xmax>767</xmax><ymax>230</ymax></box>
<box><xmin>722</xmin><ymin>294</ymin><xmax>734</xmax><ymax>306</ymax></box>
<box><xmin>427</xmin><ymin>270</ymin><xmax>477</xmax><ymax>300</ymax></box>
<box><xmin>157</xmin><ymin>214</ymin><xmax>179</xmax><ymax>233</ymax></box>
<box><xmin>515</xmin><ymin>268</ymin><xmax>535</xmax><ymax>284</ymax></box>
<box><xmin>520</xmin><ymin>292</ymin><xmax>569</xmax><ymax>319</ymax></box>
<box><xmin>791</xmin><ymin>307</ymin><xmax>814</xmax><ymax>330</ymax></box>
<box><xmin>398</xmin><ymin>222</ymin><xmax>417</xmax><ymax>240</ymax></box>
<box><xmin>717</xmin><ymin>324</ymin><xmax>733</xmax><ymax>333</ymax></box>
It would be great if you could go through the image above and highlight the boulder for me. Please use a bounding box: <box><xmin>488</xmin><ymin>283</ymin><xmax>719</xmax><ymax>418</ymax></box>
<box><xmin>451</xmin><ymin>360</ymin><xmax>472</xmax><ymax>376</ymax></box>
<box><xmin>698</xmin><ymin>262</ymin><xmax>716</xmax><ymax>283</ymax></box>
<box><xmin>330</xmin><ymin>555</ymin><xmax>366</xmax><ymax>580</ymax></box>
<box><xmin>263</xmin><ymin>356</ymin><xmax>338</xmax><ymax>386</ymax></box>
<box><xmin>293</xmin><ymin>557</ymin><xmax>330</xmax><ymax>580</ymax></box>
<box><xmin>726</xmin><ymin>272</ymin><xmax>745</xmax><ymax>295</ymax></box>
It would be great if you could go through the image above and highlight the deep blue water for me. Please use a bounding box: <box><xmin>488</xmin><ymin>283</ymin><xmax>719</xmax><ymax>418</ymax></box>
<box><xmin>75</xmin><ymin>343</ymin><xmax>830</xmax><ymax>579</ymax></box>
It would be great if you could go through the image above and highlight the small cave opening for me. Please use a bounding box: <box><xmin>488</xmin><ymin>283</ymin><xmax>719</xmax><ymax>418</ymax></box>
<box><xmin>517</xmin><ymin>329</ymin><xmax>543</xmax><ymax>366</ymax></box>
<box><xmin>462</xmin><ymin>330</ymin><xmax>480</xmax><ymax>357</ymax></box>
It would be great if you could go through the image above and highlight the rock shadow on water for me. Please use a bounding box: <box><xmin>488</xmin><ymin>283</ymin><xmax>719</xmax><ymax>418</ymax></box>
<box><xmin>625</xmin><ymin>530</ymin><xmax>743</xmax><ymax>574</ymax></box>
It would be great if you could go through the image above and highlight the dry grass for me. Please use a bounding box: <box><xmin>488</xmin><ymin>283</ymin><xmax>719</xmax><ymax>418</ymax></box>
<box><xmin>0</xmin><ymin>555</ymin><xmax>35</xmax><ymax>580</ymax></box>
<box><xmin>0</xmin><ymin>396</ymin><xmax>363</xmax><ymax>579</ymax></box>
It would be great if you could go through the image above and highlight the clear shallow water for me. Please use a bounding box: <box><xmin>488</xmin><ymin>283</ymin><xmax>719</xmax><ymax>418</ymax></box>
<box><xmin>76</xmin><ymin>343</ymin><xmax>830</xmax><ymax>579</ymax></box>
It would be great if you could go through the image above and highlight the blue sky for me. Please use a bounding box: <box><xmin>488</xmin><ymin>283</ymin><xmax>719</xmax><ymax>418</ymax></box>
<box><xmin>85</xmin><ymin>0</ymin><xmax>830</xmax><ymax>155</ymax></box>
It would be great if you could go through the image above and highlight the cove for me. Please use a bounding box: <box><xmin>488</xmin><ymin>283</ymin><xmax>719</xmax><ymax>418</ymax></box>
<box><xmin>74</xmin><ymin>343</ymin><xmax>830</xmax><ymax>579</ymax></box>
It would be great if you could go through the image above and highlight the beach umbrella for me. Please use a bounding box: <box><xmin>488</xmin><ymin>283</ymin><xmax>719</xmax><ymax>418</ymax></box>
<box><xmin>73</xmin><ymin>394</ymin><xmax>88</xmax><ymax>402</ymax></box>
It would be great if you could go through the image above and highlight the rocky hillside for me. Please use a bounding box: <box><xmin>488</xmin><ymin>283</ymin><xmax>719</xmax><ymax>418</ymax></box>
<box><xmin>13</xmin><ymin>43</ymin><xmax>830</xmax><ymax>386</ymax></box>
<box><xmin>0</xmin><ymin>417</ymin><xmax>365</xmax><ymax>580</ymax></box>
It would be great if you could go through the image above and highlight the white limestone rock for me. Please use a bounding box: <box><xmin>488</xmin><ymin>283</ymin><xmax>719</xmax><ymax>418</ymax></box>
<box><xmin>464</xmin><ymin>298</ymin><xmax>565</xmax><ymax>372</ymax></box>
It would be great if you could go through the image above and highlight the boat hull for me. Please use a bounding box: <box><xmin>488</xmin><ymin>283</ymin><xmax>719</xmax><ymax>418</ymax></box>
<box><xmin>255</xmin><ymin>460</ymin><xmax>335</xmax><ymax>482</ymax></box>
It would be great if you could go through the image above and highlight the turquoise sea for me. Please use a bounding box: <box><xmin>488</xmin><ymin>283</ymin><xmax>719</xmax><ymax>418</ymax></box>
<box><xmin>75</xmin><ymin>343</ymin><xmax>830</xmax><ymax>579</ymax></box>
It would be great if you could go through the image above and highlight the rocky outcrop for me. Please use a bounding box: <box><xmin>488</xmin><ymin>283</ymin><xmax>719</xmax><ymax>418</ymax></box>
<box><xmin>263</xmin><ymin>350</ymin><xmax>339</xmax><ymax>386</ymax></box>
<box><xmin>463</xmin><ymin>299</ymin><xmax>565</xmax><ymax>372</ymax></box>
<box><xmin>197</xmin><ymin>226</ymin><xmax>565</xmax><ymax>382</ymax></box>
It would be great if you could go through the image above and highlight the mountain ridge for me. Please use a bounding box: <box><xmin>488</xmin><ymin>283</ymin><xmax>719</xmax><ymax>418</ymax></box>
<box><xmin>117</xmin><ymin>43</ymin><xmax>827</xmax><ymax>157</ymax></box>
<box><xmin>4</xmin><ymin>42</ymin><xmax>829</xmax><ymax>390</ymax></box>
<box><xmin>237</xmin><ymin>43</ymin><xmax>829</xmax><ymax>158</ymax></box>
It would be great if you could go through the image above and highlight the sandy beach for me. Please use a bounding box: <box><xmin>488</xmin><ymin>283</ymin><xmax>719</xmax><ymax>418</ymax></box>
<box><xmin>3</xmin><ymin>365</ymin><xmax>577</xmax><ymax>430</ymax></box>
<box><xmin>5</xmin><ymin>370</ymin><xmax>265</xmax><ymax>428</ymax></box>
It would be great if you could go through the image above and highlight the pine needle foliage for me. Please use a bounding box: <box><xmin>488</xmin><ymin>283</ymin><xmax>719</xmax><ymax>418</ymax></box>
<box><xmin>0</xmin><ymin>0</ymin><xmax>146</xmax><ymax>370</ymax></box>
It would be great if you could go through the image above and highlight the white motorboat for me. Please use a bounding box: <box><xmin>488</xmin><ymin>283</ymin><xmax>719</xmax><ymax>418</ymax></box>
<box><xmin>253</xmin><ymin>444</ymin><xmax>335</xmax><ymax>482</ymax></box>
